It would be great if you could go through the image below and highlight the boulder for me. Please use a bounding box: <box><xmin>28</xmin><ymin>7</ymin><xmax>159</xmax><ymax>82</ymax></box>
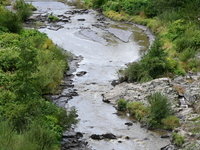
<box><xmin>102</xmin><ymin>133</ymin><xmax>117</xmax><ymax>139</ymax></box>
<box><xmin>90</xmin><ymin>134</ymin><xmax>102</xmax><ymax>140</ymax></box>
<box><xmin>90</xmin><ymin>133</ymin><xmax>117</xmax><ymax>140</ymax></box>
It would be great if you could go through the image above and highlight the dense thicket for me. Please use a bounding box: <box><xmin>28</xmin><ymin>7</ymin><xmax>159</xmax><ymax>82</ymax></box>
<box><xmin>85</xmin><ymin>0</ymin><xmax>200</xmax><ymax>82</ymax></box>
<box><xmin>0</xmin><ymin>1</ymin><xmax>77</xmax><ymax>149</ymax></box>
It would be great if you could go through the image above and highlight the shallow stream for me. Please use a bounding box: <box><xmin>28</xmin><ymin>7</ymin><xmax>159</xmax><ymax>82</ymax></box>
<box><xmin>28</xmin><ymin>0</ymin><xmax>170</xmax><ymax>149</ymax></box>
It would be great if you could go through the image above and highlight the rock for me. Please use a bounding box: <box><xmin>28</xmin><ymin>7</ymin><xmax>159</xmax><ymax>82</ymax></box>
<box><xmin>125</xmin><ymin>136</ymin><xmax>130</xmax><ymax>140</ymax></box>
<box><xmin>160</xmin><ymin>144</ymin><xmax>175</xmax><ymax>150</ymax></box>
<box><xmin>76</xmin><ymin>71</ymin><xmax>87</xmax><ymax>76</ymax></box>
<box><xmin>61</xmin><ymin>130</ymin><xmax>90</xmax><ymax>150</ymax></box>
<box><xmin>125</xmin><ymin>122</ymin><xmax>133</xmax><ymax>126</ymax></box>
<box><xmin>140</xmin><ymin>124</ymin><xmax>147</xmax><ymax>128</ymax></box>
<box><xmin>102</xmin><ymin>133</ymin><xmax>117</xmax><ymax>139</ymax></box>
<box><xmin>132</xmin><ymin>120</ymin><xmax>137</xmax><ymax>123</ymax></box>
<box><xmin>90</xmin><ymin>133</ymin><xmax>117</xmax><ymax>140</ymax></box>
<box><xmin>103</xmin><ymin>78</ymin><xmax>178</xmax><ymax>106</ymax></box>
<box><xmin>161</xmin><ymin>135</ymin><xmax>170</xmax><ymax>138</ymax></box>
<box><xmin>48</xmin><ymin>25</ymin><xmax>64</xmax><ymax>31</ymax></box>
<box><xmin>77</xmin><ymin>18</ymin><xmax>85</xmax><ymax>21</ymax></box>
<box><xmin>111</xmin><ymin>80</ymin><xmax>120</xmax><ymax>87</ymax></box>
<box><xmin>90</xmin><ymin>134</ymin><xmax>102</xmax><ymax>140</ymax></box>
<box><xmin>76</xmin><ymin>132</ymin><xmax>83</xmax><ymax>138</ymax></box>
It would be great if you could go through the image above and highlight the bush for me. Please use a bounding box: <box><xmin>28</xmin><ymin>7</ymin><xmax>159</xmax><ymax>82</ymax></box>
<box><xmin>0</xmin><ymin>6</ymin><xmax>22</xmax><ymax>33</ymax></box>
<box><xmin>162</xmin><ymin>115</ymin><xmax>180</xmax><ymax>130</ymax></box>
<box><xmin>48</xmin><ymin>14</ymin><xmax>59</xmax><ymax>22</ymax></box>
<box><xmin>121</xmin><ymin>0</ymin><xmax>148</xmax><ymax>15</ymax></box>
<box><xmin>14</xmin><ymin>0</ymin><xmax>33</xmax><ymax>21</ymax></box>
<box><xmin>172</xmin><ymin>132</ymin><xmax>185</xmax><ymax>147</ymax></box>
<box><xmin>121</xmin><ymin>38</ymin><xmax>171</xmax><ymax>83</ymax></box>
<box><xmin>19</xmin><ymin>123</ymin><xmax>58</xmax><ymax>150</ymax></box>
<box><xmin>127</xmin><ymin>101</ymin><xmax>148</xmax><ymax>121</ymax></box>
<box><xmin>117</xmin><ymin>99</ymin><xmax>127</xmax><ymax>111</ymax></box>
<box><xmin>0</xmin><ymin>118</ymin><xmax>15</xmax><ymax>150</ymax></box>
<box><xmin>148</xmin><ymin>92</ymin><xmax>172</xmax><ymax>127</ymax></box>
<box><xmin>179</xmin><ymin>48</ymin><xmax>196</xmax><ymax>62</ymax></box>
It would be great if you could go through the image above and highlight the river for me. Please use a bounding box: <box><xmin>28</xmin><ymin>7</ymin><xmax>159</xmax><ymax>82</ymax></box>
<box><xmin>28</xmin><ymin>0</ymin><xmax>170</xmax><ymax>149</ymax></box>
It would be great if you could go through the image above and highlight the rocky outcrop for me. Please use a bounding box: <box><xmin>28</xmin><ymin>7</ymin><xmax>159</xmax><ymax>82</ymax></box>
<box><xmin>103</xmin><ymin>73</ymin><xmax>200</xmax><ymax>149</ymax></box>
<box><xmin>103</xmin><ymin>75</ymin><xmax>200</xmax><ymax>108</ymax></box>
<box><xmin>103</xmin><ymin>78</ymin><xmax>178</xmax><ymax>106</ymax></box>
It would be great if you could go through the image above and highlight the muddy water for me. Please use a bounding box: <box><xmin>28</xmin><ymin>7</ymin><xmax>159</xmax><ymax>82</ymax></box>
<box><xmin>29</xmin><ymin>0</ymin><xmax>170</xmax><ymax>149</ymax></box>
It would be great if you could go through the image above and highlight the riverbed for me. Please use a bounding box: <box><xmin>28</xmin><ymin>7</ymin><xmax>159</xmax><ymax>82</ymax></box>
<box><xmin>28</xmin><ymin>0</ymin><xmax>170</xmax><ymax>149</ymax></box>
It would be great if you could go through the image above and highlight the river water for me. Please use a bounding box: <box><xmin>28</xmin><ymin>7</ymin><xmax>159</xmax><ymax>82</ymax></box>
<box><xmin>28</xmin><ymin>0</ymin><xmax>170</xmax><ymax>149</ymax></box>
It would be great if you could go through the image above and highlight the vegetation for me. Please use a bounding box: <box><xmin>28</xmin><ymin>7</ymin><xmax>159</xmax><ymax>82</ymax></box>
<box><xmin>0</xmin><ymin>2</ymin><xmax>77</xmax><ymax>149</ymax></box>
<box><xmin>126</xmin><ymin>101</ymin><xmax>148</xmax><ymax>121</ymax></box>
<box><xmin>84</xmin><ymin>0</ymin><xmax>200</xmax><ymax>81</ymax></box>
<box><xmin>172</xmin><ymin>132</ymin><xmax>185</xmax><ymax>147</ymax></box>
<box><xmin>120</xmin><ymin>38</ymin><xmax>175</xmax><ymax>83</ymax></box>
<box><xmin>147</xmin><ymin>92</ymin><xmax>173</xmax><ymax>128</ymax></box>
<box><xmin>117</xmin><ymin>99</ymin><xmax>127</xmax><ymax>111</ymax></box>
<box><xmin>161</xmin><ymin>115</ymin><xmax>180</xmax><ymax>130</ymax></box>
<box><xmin>0</xmin><ymin>0</ymin><xmax>11</xmax><ymax>5</ymax></box>
<box><xmin>13</xmin><ymin>0</ymin><xmax>36</xmax><ymax>21</ymax></box>
<box><xmin>48</xmin><ymin>13</ymin><xmax>60</xmax><ymax>22</ymax></box>
<box><xmin>0</xmin><ymin>6</ymin><xmax>22</xmax><ymax>33</ymax></box>
<box><xmin>117</xmin><ymin>92</ymin><xmax>178</xmax><ymax>129</ymax></box>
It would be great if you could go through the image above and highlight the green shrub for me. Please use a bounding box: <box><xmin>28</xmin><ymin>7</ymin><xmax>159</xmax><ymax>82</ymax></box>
<box><xmin>121</xmin><ymin>38</ymin><xmax>170</xmax><ymax>83</ymax></box>
<box><xmin>172</xmin><ymin>132</ymin><xmax>185</xmax><ymax>147</ymax></box>
<box><xmin>0</xmin><ymin>6</ymin><xmax>22</xmax><ymax>33</ymax></box>
<box><xmin>0</xmin><ymin>47</ymin><xmax>20</xmax><ymax>72</ymax></box>
<box><xmin>162</xmin><ymin>115</ymin><xmax>180</xmax><ymax>130</ymax></box>
<box><xmin>20</xmin><ymin>29</ymin><xmax>47</xmax><ymax>49</ymax></box>
<box><xmin>0</xmin><ymin>118</ymin><xmax>15</xmax><ymax>150</ymax></box>
<box><xmin>0</xmin><ymin>32</ymin><xmax>21</xmax><ymax>47</ymax></box>
<box><xmin>117</xmin><ymin>99</ymin><xmax>127</xmax><ymax>111</ymax></box>
<box><xmin>14</xmin><ymin>0</ymin><xmax>33</xmax><ymax>21</ymax></box>
<box><xmin>121</xmin><ymin>0</ymin><xmax>148</xmax><ymax>15</ymax></box>
<box><xmin>92</xmin><ymin>0</ymin><xmax>106</xmax><ymax>8</ymax></box>
<box><xmin>48</xmin><ymin>14</ymin><xmax>59</xmax><ymax>22</ymax></box>
<box><xmin>157</xmin><ymin>9</ymin><xmax>182</xmax><ymax>24</ymax></box>
<box><xmin>20</xmin><ymin>123</ymin><xmax>58</xmax><ymax>150</ymax></box>
<box><xmin>179</xmin><ymin>48</ymin><xmax>196</xmax><ymax>62</ymax></box>
<box><xmin>148</xmin><ymin>92</ymin><xmax>172</xmax><ymax>127</ymax></box>
<box><xmin>127</xmin><ymin>101</ymin><xmax>148</xmax><ymax>121</ymax></box>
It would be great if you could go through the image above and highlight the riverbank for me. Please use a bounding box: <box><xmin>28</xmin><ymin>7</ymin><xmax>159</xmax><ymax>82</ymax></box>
<box><xmin>84</xmin><ymin>1</ymin><xmax>200</xmax><ymax>149</ymax></box>
<box><xmin>27</xmin><ymin>1</ymin><xmax>174</xmax><ymax>149</ymax></box>
<box><xmin>12</xmin><ymin>0</ymin><xmax>198</xmax><ymax>149</ymax></box>
<box><xmin>103</xmin><ymin>73</ymin><xmax>200</xmax><ymax>149</ymax></box>
<box><xmin>0</xmin><ymin>1</ymin><xmax>79</xmax><ymax>149</ymax></box>
<box><xmin>85</xmin><ymin>0</ymin><xmax>200</xmax><ymax>76</ymax></box>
